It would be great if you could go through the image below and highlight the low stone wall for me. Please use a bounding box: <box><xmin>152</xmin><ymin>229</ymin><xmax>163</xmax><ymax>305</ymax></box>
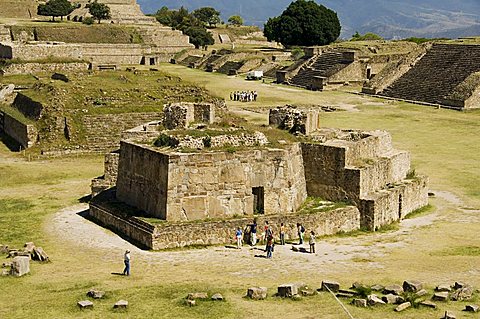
<box><xmin>0</xmin><ymin>111</ymin><xmax>37</xmax><ymax>148</ymax></box>
<box><xmin>89</xmin><ymin>190</ymin><xmax>360</xmax><ymax>250</ymax></box>
<box><xmin>1</xmin><ymin>62</ymin><xmax>89</xmax><ymax>75</ymax></box>
<box><xmin>12</xmin><ymin>93</ymin><xmax>43</xmax><ymax>121</ymax></box>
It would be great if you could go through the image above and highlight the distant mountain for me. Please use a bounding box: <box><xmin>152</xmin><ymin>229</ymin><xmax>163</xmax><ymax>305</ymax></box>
<box><xmin>137</xmin><ymin>0</ymin><xmax>480</xmax><ymax>39</ymax></box>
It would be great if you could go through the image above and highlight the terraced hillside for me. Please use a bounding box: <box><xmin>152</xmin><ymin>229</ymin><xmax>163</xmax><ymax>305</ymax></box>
<box><xmin>0</xmin><ymin>70</ymin><xmax>220</xmax><ymax>153</ymax></box>
<box><xmin>379</xmin><ymin>44</ymin><xmax>480</xmax><ymax>108</ymax></box>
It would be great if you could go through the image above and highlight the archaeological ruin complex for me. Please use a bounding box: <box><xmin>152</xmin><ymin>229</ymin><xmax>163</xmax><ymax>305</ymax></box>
<box><xmin>89</xmin><ymin>105</ymin><xmax>428</xmax><ymax>250</ymax></box>
<box><xmin>363</xmin><ymin>43</ymin><xmax>480</xmax><ymax>110</ymax></box>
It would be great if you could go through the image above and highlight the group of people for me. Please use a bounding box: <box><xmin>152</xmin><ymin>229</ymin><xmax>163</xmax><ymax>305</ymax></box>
<box><xmin>230</xmin><ymin>90</ymin><xmax>258</xmax><ymax>102</ymax></box>
<box><xmin>235</xmin><ymin>220</ymin><xmax>317</xmax><ymax>258</ymax></box>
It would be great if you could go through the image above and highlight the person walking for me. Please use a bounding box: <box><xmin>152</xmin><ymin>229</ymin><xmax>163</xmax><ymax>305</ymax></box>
<box><xmin>309</xmin><ymin>231</ymin><xmax>316</xmax><ymax>254</ymax></box>
<box><xmin>235</xmin><ymin>227</ymin><xmax>243</xmax><ymax>249</ymax></box>
<box><xmin>123</xmin><ymin>249</ymin><xmax>131</xmax><ymax>276</ymax></box>
<box><xmin>297</xmin><ymin>223</ymin><xmax>305</xmax><ymax>245</ymax></box>
<box><xmin>250</xmin><ymin>219</ymin><xmax>257</xmax><ymax>246</ymax></box>
<box><xmin>280</xmin><ymin>222</ymin><xmax>286</xmax><ymax>245</ymax></box>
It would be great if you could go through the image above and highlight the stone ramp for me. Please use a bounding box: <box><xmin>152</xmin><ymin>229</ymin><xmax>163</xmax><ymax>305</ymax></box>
<box><xmin>379</xmin><ymin>44</ymin><xmax>480</xmax><ymax>108</ymax></box>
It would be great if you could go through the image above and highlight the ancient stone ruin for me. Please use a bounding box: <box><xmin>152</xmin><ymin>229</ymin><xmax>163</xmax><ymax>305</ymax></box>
<box><xmin>88</xmin><ymin>105</ymin><xmax>428</xmax><ymax>249</ymax></box>
<box><xmin>362</xmin><ymin>43</ymin><xmax>480</xmax><ymax>110</ymax></box>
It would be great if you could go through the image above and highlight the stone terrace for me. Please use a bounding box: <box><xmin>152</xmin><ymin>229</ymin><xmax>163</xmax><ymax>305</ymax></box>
<box><xmin>379</xmin><ymin>44</ymin><xmax>480</xmax><ymax>108</ymax></box>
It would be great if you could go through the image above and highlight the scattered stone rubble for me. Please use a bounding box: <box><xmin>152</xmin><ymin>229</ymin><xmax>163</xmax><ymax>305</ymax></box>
<box><xmin>236</xmin><ymin>279</ymin><xmax>477</xmax><ymax>316</ymax></box>
<box><xmin>1</xmin><ymin>242</ymin><xmax>49</xmax><ymax>277</ymax></box>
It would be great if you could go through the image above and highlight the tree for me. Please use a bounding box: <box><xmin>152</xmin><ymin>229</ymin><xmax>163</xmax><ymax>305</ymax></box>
<box><xmin>184</xmin><ymin>26</ymin><xmax>214</xmax><ymax>49</ymax></box>
<box><xmin>263</xmin><ymin>0</ymin><xmax>341</xmax><ymax>47</ymax></box>
<box><xmin>88</xmin><ymin>0</ymin><xmax>111</xmax><ymax>24</ymax></box>
<box><xmin>228</xmin><ymin>15</ymin><xmax>243</xmax><ymax>27</ymax></box>
<box><xmin>192</xmin><ymin>7</ymin><xmax>221</xmax><ymax>28</ymax></box>
<box><xmin>37</xmin><ymin>0</ymin><xmax>75</xmax><ymax>22</ymax></box>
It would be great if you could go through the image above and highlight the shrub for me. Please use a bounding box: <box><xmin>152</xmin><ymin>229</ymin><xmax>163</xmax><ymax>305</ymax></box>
<box><xmin>82</xmin><ymin>17</ymin><xmax>95</xmax><ymax>25</ymax></box>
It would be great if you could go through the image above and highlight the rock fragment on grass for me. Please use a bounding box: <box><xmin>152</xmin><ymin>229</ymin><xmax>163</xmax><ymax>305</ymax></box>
<box><xmin>433</xmin><ymin>292</ymin><xmax>449</xmax><ymax>301</ymax></box>
<box><xmin>420</xmin><ymin>300</ymin><xmax>437</xmax><ymax>308</ymax></box>
<box><xmin>247</xmin><ymin>287</ymin><xmax>267</xmax><ymax>300</ymax></box>
<box><xmin>352</xmin><ymin>298</ymin><xmax>367</xmax><ymax>308</ymax></box>
<box><xmin>403</xmin><ymin>280</ymin><xmax>423</xmax><ymax>293</ymax></box>
<box><xmin>113</xmin><ymin>300</ymin><xmax>128</xmax><ymax>309</ymax></box>
<box><xmin>451</xmin><ymin>286</ymin><xmax>473</xmax><ymax>301</ymax></box>
<box><xmin>187</xmin><ymin>292</ymin><xmax>208</xmax><ymax>300</ymax></box>
<box><xmin>87</xmin><ymin>289</ymin><xmax>105</xmax><ymax>299</ymax></box>
<box><xmin>435</xmin><ymin>284</ymin><xmax>452</xmax><ymax>292</ymax></box>
<box><xmin>367</xmin><ymin>294</ymin><xmax>386</xmax><ymax>306</ymax></box>
<box><xmin>464</xmin><ymin>304</ymin><xmax>479</xmax><ymax>312</ymax></box>
<box><xmin>321</xmin><ymin>280</ymin><xmax>340</xmax><ymax>293</ymax></box>
<box><xmin>395</xmin><ymin>302</ymin><xmax>411</xmax><ymax>312</ymax></box>
<box><xmin>383</xmin><ymin>284</ymin><xmax>403</xmax><ymax>295</ymax></box>
<box><xmin>78</xmin><ymin>300</ymin><xmax>93</xmax><ymax>309</ymax></box>
<box><xmin>211</xmin><ymin>293</ymin><xmax>223</xmax><ymax>301</ymax></box>
<box><xmin>441</xmin><ymin>310</ymin><xmax>456</xmax><ymax>319</ymax></box>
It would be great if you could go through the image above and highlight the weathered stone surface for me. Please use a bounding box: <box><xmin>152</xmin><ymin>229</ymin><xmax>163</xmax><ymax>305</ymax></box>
<box><xmin>432</xmin><ymin>292</ymin><xmax>449</xmax><ymax>301</ymax></box>
<box><xmin>187</xmin><ymin>292</ymin><xmax>208</xmax><ymax>300</ymax></box>
<box><xmin>370</xmin><ymin>284</ymin><xmax>384</xmax><ymax>291</ymax></box>
<box><xmin>436</xmin><ymin>284</ymin><xmax>452</xmax><ymax>292</ymax></box>
<box><xmin>352</xmin><ymin>298</ymin><xmax>367</xmax><ymax>308</ymax></box>
<box><xmin>87</xmin><ymin>289</ymin><xmax>105</xmax><ymax>299</ymax></box>
<box><xmin>247</xmin><ymin>287</ymin><xmax>267</xmax><ymax>300</ymax></box>
<box><xmin>0</xmin><ymin>84</ymin><xmax>15</xmax><ymax>101</ymax></box>
<box><xmin>32</xmin><ymin>247</ymin><xmax>49</xmax><ymax>262</ymax></box>
<box><xmin>403</xmin><ymin>280</ymin><xmax>423</xmax><ymax>293</ymax></box>
<box><xmin>415</xmin><ymin>289</ymin><xmax>428</xmax><ymax>298</ymax></box>
<box><xmin>419</xmin><ymin>300</ymin><xmax>437</xmax><ymax>308</ymax></box>
<box><xmin>382</xmin><ymin>294</ymin><xmax>404</xmax><ymax>304</ymax></box>
<box><xmin>23</xmin><ymin>242</ymin><xmax>35</xmax><ymax>254</ymax></box>
<box><xmin>211</xmin><ymin>293</ymin><xmax>223</xmax><ymax>301</ymax></box>
<box><xmin>186</xmin><ymin>299</ymin><xmax>195</xmax><ymax>307</ymax></box>
<box><xmin>113</xmin><ymin>300</ymin><xmax>128</xmax><ymax>309</ymax></box>
<box><xmin>2</xmin><ymin>262</ymin><xmax>12</xmax><ymax>268</ymax></box>
<box><xmin>383</xmin><ymin>284</ymin><xmax>403</xmax><ymax>295</ymax></box>
<box><xmin>441</xmin><ymin>311</ymin><xmax>456</xmax><ymax>319</ymax></box>
<box><xmin>464</xmin><ymin>304</ymin><xmax>479</xmax><ymax>312</ymax></box>
<box><xmin>77</xmin><ymin>300</ymin><xmax>93</xmax><ymax>309</ymax></box>
<box><xmin>395</xmin><ymin>302</ymin><xmax>411</xmax><ymax>312</ymax></box>
<box><xmin>451</xmin><ymin>286</ymin><xmax>474</xmax><ymax>301</ymax></box>
<box><xmin>10</xmin><ymin>256</ymin><xmax>30</xmax><ymax>277</ymax></box>
<box><xmin>322</xmin><ymin>280</ymin><xmax>340</xmax><ymax>293</ymax></box>
<box><xmin>338</xmin><ymin>289</ymin><xmax>358</xmax><ymax>296</ymax></box>
<box><xmin>367</xmin><ymin>294</ymin><xmax>386</xmax><ymax>306</ymax></box>
<box><xmin>300</xmin><ymin>288</ymin><xmax>316</xmax><ymax>296</ymax></box>
<box><xmin>278</xmin><ymin>283</ymin><xmax>302</xmax><ymax>297</ymax></box>
<box><xmin>1</xmin><ymin>269</ymin><xmax>10</xmax><ymax>276</ymax></box>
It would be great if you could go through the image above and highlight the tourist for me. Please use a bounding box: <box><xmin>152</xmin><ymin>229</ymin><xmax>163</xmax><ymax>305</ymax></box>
<box><xmin>250</xmin><ymin>219</ymin><xmax>257</xmax><ymax>246</ymax></box>
<box><xmin>266</xmin><ymin>233</ymin><xmax>274</xmax><ymax>259</ymax></box>
<box><xmin>235</xmin><ymin>227</ymin><xmax>243</xmax><ymax>249</ymax></box>
<box><xmin>309</xmin><ymin>231</ymin><xmax>316</xmax><ymax>254</ymax></box>
<box><xmin>263</xmin><ymin>221</ymin><xmax>271</xmax><ymax>244</ymax></box>
<box><xmin>297</xmin><ymin>223</ymin><xmax>305</xmax><ymax>245</ymax></box>
<box><xmin>123</xmin><ymin>249</ymin><xmax>131</xmax><ymax>276</ymax></box>
<box><xmin>280</xmin><ymin>222</ymin><xmax>286</xmax><ymax>245</ymax></box>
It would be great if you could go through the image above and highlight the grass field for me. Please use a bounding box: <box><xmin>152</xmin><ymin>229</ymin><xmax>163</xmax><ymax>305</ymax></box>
<box><xmin>0</xmin><ymin>64</ymin><xmax>479</xmax><ymax>318</ymax></box>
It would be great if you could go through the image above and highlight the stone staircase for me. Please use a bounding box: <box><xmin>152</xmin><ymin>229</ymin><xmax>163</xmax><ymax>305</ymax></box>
<box><xmin>288</xmin><ymin>52</ymin><xmax>351</xmax><ymax>89</ymax></box>
<box><xmin>135</xmin><ymin>25</ymin><xmax>192</xmax><ymax>48</ymax></box>
<box><xmin>179</xmin><ymin>55</ymin><xmax>203</xmax><ymax>67</ymax></box>
<box><xmin>82</xmin><ymin>112</ymin><xmax>163</xmax><ymax>152</ymax></box>
<box><xmin>379</xmin><ymin>44</ymin><xmax>480</xmax><ymax>107</ymax></box>
<box><xmin>0</xmin><ymin>25</ymin><xmax>12</xmax><ymax>42</ymax></box>
<box><xmin>216</xmin><ymin>61</ymin><xmax>244</xmax><ymax>74</ymax></box>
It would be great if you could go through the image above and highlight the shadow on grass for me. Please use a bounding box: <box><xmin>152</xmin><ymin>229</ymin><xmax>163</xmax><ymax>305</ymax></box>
<box><xmin>111</xmin><ymin>272</ymin><xmax>125</xmax><ymax>276</ymax></box>
<box><xmin>254</xmin><ymin>254</ymin><xmax>267</xmax><ymax>258</ymax></box>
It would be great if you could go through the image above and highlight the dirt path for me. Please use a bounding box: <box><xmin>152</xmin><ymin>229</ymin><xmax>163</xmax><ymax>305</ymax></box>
<box><xmin>47</xmin><ymin>199</ymin><xmax>443</xmax><ymax>275</ymax></box>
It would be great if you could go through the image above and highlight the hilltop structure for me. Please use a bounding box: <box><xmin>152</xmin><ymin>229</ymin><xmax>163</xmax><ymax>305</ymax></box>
<box><xmin>0</xmin><ymin>0</ymin><xmax>193</xmax><ymax>67</ymax></box>
<box><xmin>89</xmin><ymin>105</ymin><xmax>428</xmax><ymax>249</ymax></box>
<box><xmin>362</xmin><ymin>43</ymin><xmax>480</xmax><ymax>110</ymax></box>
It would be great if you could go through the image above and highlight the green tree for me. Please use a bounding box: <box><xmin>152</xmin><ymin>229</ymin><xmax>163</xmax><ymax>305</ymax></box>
<box><xmin>192</xmin><ymin>7</ymin><xmax>221</xmax><ymax>28</ymax></box>
<box><xmin>87</xmin><ymin>0</ymin><xmax>111</xmax><ymax>24</ymax></box>
<box><xmin>264</xmin><ymin>0</ymin><xmax>341</xmax><ymax>47</ymax></box>
<box><xmin>184</xmin><ymin>26</ymin><xmax>214</xmax><ymax>49</ymax></box>
<box><xmin>154</xmin><ymin>7</ymin><xmax>214</xmax><ymax>49</ymax></box>
<box><xmin>228</xmin><ymin>15</ymin><xmax>243</xmax><ymax>27</ymax></box>
<box><xmin>37</xmin><ymin>0</ymin><xmax>75</xmax><ymax>22</ymax></box>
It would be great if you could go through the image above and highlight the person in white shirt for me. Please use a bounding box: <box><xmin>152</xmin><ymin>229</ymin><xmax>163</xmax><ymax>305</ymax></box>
<box><xmin>123</xmin><ymin>249</ymin><xmax>131</xmax><ymax>276</ymax></box>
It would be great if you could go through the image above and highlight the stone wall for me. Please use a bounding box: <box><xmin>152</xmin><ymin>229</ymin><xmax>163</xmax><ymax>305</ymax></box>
<box><xmin>116</xmin><ymin>141</ymin><xmax>170</xmax><ymax>219</ymax></box>
<box><xmin>0</xmin><ymin>62</ymin><xmax>89</xmax><ymax>75</ymax></box>
<box><xmin>0</xmin><ymin>111</ymin><xmax>37</xmax><ymax>148</ymax></box>
<box><xmin>163</xmin><ymin>102</ymin><xmax>215</xmax><ymax>130</ymax></box>
<box><xmin>90</xmin><ymin>189</ymin><xmax>360</xmax><ymax>250</ymax></box>
<box><xmin>269</xmin><ymin>106</ymin><xmax>320</xmax><ymax>135</ymax></box>
<box><xmin>91</xmin><ymin>151</ymin><xmax>120</xmax><ymax>196</ymax></box>
<box><xmin>116</xmin><ymin>141</ymin><xmax>308</xmax><ymax>222</ymax></box>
